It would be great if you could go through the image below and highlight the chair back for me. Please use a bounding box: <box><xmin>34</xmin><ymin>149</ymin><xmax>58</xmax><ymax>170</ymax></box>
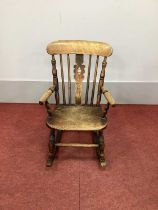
<box><xmin>46</xmin><ymin>40</ymin><xmax>113</xmax><ymax>105</ymax></box>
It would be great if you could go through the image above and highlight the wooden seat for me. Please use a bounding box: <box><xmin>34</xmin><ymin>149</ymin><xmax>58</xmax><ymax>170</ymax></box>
<box><xmin>39</xmin><ymin>40</ymin><xmax>115</xmax><ymax>167</ymax></box>
<box><xmin>47</xmin><ymin>105</ymin><xmax>107</xmax><ymax>131</ymax></box>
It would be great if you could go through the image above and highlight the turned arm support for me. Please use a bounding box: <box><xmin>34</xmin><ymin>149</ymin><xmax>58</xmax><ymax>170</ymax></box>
<box><xmin>39</xmin><ymin>86</ymin><xmax>55</xmax><ymax>105</ymax></box>
<box><xmin>101</xmin><ymin>87</ymin><xmax>116</xmax><ymax>107</ymax></box>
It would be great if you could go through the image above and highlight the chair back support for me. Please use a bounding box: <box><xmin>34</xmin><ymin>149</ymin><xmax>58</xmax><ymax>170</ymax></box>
<box><xmin>46</xmin><ymin>40</ymin><xmax>113</xmax><ymax>105</ymax></box>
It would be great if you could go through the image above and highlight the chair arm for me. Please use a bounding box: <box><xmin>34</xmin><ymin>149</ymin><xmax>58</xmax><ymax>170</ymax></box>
<box><xmin>39</xmin><ymin>86</ymin><xmax>55</xmax><ymax>105</ymax></box>
<box><xmin>101</xmin><ymin>87</ymin><xmax>116</xmax><ymax>107</ymax></box>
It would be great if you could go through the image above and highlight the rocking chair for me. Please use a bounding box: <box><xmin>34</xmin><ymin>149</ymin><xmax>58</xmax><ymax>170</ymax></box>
<box><xmin>39</xmin><ymin>40</ymin><xmax>115</xmax><ymax>167</ymax></box>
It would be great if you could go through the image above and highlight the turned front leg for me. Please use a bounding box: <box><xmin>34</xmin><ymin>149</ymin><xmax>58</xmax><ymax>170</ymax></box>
<box><xmin>46</xmin><ymin>129</ymin><xmax>56</xmax><ymax>167</ymax></box>
<box><xmin>96</xmin><ymin>131</ymin><xmax>107</xmax><ymax>167</ymax></box>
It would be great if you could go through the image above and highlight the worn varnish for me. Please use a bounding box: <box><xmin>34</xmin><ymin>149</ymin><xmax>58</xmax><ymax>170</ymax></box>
<box><xmin>47</xmin><ymin>105</ymin><xmax>107</xmax><ymax>131</ymax></box>
<box><xmin>47</xmin><ymin>40</ymin><xmax>113</xmax><ymax>57</ymax></box>
<box><xmin>39</xmin><ymin>40</ymin><xmax>115</xmax><ymax>167</ymax></box>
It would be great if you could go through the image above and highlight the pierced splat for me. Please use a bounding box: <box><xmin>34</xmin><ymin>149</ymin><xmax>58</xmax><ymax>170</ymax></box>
<box><xmin>74</xmin><ymin>54</ymin><xmax>85</xmax><ymax>104</ymax></box>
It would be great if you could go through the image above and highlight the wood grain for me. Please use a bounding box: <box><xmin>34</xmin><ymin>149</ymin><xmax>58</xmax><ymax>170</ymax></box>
<box><xmin>47</xmin><ymin>40</ymin><xmax>113</xmax><ymax>57</ymax></box>
<box><xmin>47</xmin><ymin>105</ymin><xmax>107</xmax><ymax>131</ymax></box>
<box><xmin>52</xmin><ymin>55</ymin><xmax>59</xmax><ymax>104</ymax></box>
<box><xmin>39</xmin><ymin>86</ymin><xmax>55</xmax><ymax>104</ymax></box>
<box><xmin>59</xmin><ymin>54</ymin><xmax>66</xmax><ymax>104</ymax></box>
<box><xmin>97</xmin><ymin>57</ymin><xmax>107</xmax><ymax>105</ymax></box>
<box><xmin>85</xmin><ymin>55</ymin><xmax>92</xmax><ymax>104</ymax></box>
<box><xmin>91</xmin><ymin>56</ymin><xmax>99</xmax><ymax>104</ymax></box>
<box><xmin>55</xmin><ymin>143</ymin><xmax>98</xmax><ymax>147</ymax></box>
<box><xmin>102</xmin><ymin>87</ymin><xmax>116</xmax><ymax>106</ymax></box>
<box><xmin>74</xmin><ymin>54</ymin><xmax>85</xmax><ymax>104</ymax></box>
<box><xmin>67</xmin><ymin>54</ymin><xmax>71</xmax><ymax>104</ymax></box>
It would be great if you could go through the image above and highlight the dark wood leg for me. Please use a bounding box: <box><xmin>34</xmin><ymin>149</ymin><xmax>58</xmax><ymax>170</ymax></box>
<box><xmin>46</xmin><ymin>129</ymin><xmax>63</xmax><ymax>167</ymax></box>
<box><xmin>94</xmin><ymin>130</ymin><xmax>106</xmax><ymax>167</ymax></box>
<box><xmin>56</xmin><ymin>130</ymin><xmax>62</xmax><ymax>143</ymax></box>
<box><xmin>98</xmin><ymin>131</ymin><xmax>106</xmax><ymax>167</ymax></box>
<box><xmin>46</xmin><ymin>129</ymin><xmax>56</xmax><ymax>167</ymax></box>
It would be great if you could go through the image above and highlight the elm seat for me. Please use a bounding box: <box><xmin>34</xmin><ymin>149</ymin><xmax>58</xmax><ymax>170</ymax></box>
<box><xmin>47</xmin><ymin>105</ymin><xmax>107</xmax><ymax>131</ymax></box>
<box><xmin>47</xmin><ymin>40</ymin><xmax>113</xmax><ymax>57</ymax></box>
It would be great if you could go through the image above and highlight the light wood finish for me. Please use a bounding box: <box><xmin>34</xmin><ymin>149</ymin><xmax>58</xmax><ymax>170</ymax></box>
<box><xmin>55</xmin><ymin>143</ymin><xmax>98</xmax><ymax>148</ymax></box>
<box><xmin>39</xmin><ymin>86</ymin><xmax>55</xmax><ymax>105</ymax></box>
<box><xmin>74</xmin><ymin>54</ymin><xmax>85</xmax><ymax>104</ymax></box>
<box><xmin>47</xmin><ymin>105</ymin><xmax>107</xmax><ymax>131</ymax></box>
<box><xmin>59</xmin><ymin>54</ymin><xmax>66</xmax><ymax>104</ymax></box>
<box><xmin>47</xmin><ymin>40</ymin><xmax>113</xmax><ymax>57</ymax></box>
<box><xmin>52</xmin><ymin>55</ymin><xmax>59</xmax><ymax>104</ymax></box>
<box><xmin>94</xmin><ymin>131</ymin><xmax>107</xmax><ymax>167</ymax></box>
<box><xmin>67</xmin><ymin>54</ymin><xmax>71</xmax><ymax>104</ymax></box>
<box><xmin>97</xmin><ymin>57</ymin><xmax>107</xmax><ymax>105</ymax></box>
<box><xmin>102</xmin><ymin>87</ymin><xmax>116</xmax><ymax>106</ymax></box>
<box><xmin>91</xmin><ymin>56</ymin><xmax>99</xmax><ymax>104</ymax></box>
<box><xmin>40</xmin><ymin>40</ymin><xmax>115</xmax><ymax>167</ymax></box>
<box><xmin>85</xmin><ymin>55</ymin><xmax>92</xmax><ymax>104</ymax></box>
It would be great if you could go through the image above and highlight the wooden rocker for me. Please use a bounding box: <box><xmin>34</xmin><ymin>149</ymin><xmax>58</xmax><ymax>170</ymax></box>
<box><xmin>39</xmin><ymin>40</ymin><xmax>115</xmax><ymax>167</ymax></box>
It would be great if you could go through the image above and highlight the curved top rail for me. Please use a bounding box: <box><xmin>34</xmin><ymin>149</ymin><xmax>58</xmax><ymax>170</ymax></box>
<box><xmin>46</xmin><ymin>40</ymin><xmax>113</xmax><ymax>57</ymax></box>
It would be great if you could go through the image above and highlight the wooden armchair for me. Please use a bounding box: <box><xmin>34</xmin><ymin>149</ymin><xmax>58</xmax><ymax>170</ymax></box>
<box><xmin>39</xmin><ymin>40</ymin><xmax>115</xmax><ymax>167</ymax></box>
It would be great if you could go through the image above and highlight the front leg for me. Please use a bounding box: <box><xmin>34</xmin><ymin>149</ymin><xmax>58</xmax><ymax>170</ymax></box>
<box><xmin>99</xmin><ymin>131</ymin><xmax>106</xmax><ymax>167</ymax></box>
<box><xmin>56</xmin><ymin>130</ymin><xmax>62</xmax><ymax>143</ymax></box>
<box><xmin>96</xmin><ymin>131</ymin><xmax>107</xmax><ymax>167</ymax></box>
<box><xmin>46</xmin><ymin>129</ymin><xmax>56</xmax><ymax>167</ymax></box>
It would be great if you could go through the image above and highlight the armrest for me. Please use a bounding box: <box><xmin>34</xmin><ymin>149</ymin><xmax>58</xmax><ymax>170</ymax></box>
<box><xmin>101</xmin><ymin>87</ymin><xmax>116</xmax><ymax>107</ymax></box>
<box><xmin>39</xmin><ymin>86</ymin><xmax>55</xmax><ymax>105</ymax></box>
